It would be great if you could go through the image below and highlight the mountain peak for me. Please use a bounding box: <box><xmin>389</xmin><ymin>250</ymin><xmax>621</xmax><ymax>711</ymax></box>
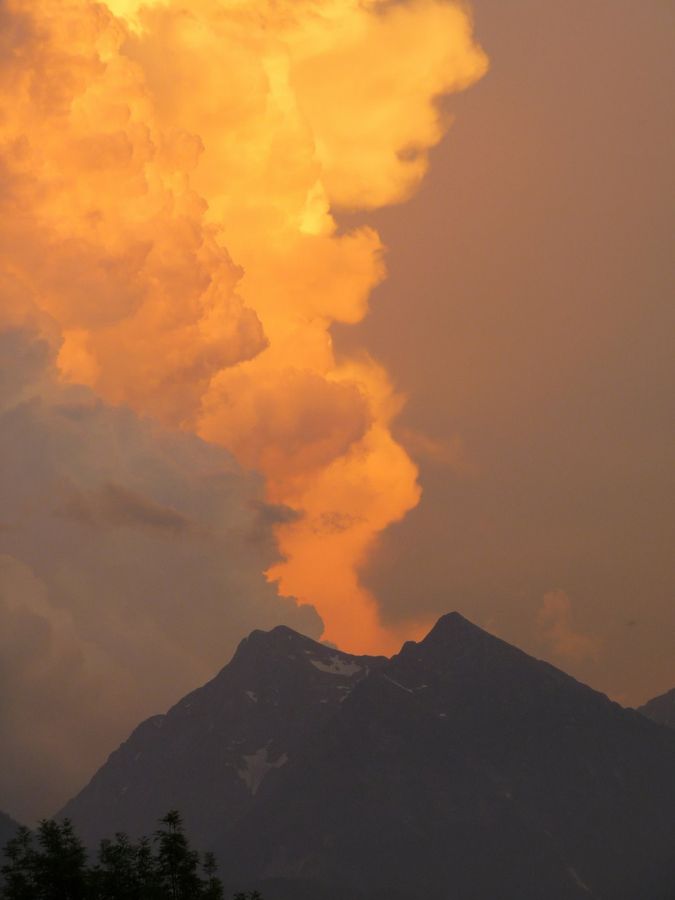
<box><xmin>414</xmin><ymin>610</ymin><xmax>501</xmax><ymax>655</ymax></box>
<box><xmin>57</xmin><ymin>611</ymin><xmax>675</xmax><ymax>900</ymax></box>
<box><xmin>59</xmin><ymin>619</ymin><xmax>385</xmax><ymax>848</ymax></box>
<box><xmin>426</xmin><ymin>610</ymin><xmax>482</xmax><ymax>636</ymax></box>
<box><xmin>230</xmin><ymin>623</ymin><xmax>316</xmax><ymax>662</ymax></box>
<box><xmin>391</xmin><ymin>608</ymin><xmax>592</xmax><ymax>714</ymax></box>
<box><xmin>229</xmin><ymin>623</ymin><xmax>387</xmax><ymax>676</ymax></box>
<box><xmin>639</xmin><ymin>686</ymin><xmax>675</xmax><ymax>729</ymax></box>
<box><xmin>268</xmin><ymin>623</ymin><xmax>306</xmax><ymax>639</ymax></box>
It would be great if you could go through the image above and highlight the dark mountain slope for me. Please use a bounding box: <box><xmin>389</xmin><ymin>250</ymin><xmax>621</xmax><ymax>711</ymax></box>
<box><xmin>59</xmin><ymin>626</ymin><xmax>384</xmax><ymax>850</ymax></box>
<box><xmin>59</xmin><ymin>614</ymin><xmax>675</xmax><ymax>900</ymax></box>
<box><xmin>639</xmin><ymin>686</ymin><xmax>675</xmax><ymax>729</ymax></box>
<box><xmin>0</xmin><ymin>810</ymin><xmax>19</xmax><ymax>851</ymax></box>
<box><xmin>227</xmin><ymin>614</ymin><xmax>675</xmax><ymax>900</ymax></box>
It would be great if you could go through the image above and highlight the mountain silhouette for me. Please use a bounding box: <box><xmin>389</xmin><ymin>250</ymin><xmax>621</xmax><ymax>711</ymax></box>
<box><xmin>639</xmin><ymin>686</ymin><xmax>675</xmax><ymax>729</ymax></box>
<box><xmin>0</xmin><ymin>810</ymin><xmax>19</xmax><ymax>850</ymax></box>
<box><xmin>59</xmin><ymin>625</ymin><xmax>384</xmax><ymax>852</ymax></box>
<box><xmin>59</xmin><ymin>613</ymin><xmax>675</xmax><ymax>899</ymax></box>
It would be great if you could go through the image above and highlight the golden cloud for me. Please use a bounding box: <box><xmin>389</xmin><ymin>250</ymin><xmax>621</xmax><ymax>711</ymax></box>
<box><xmin>0</xmin><ymin>0</ymin><xmax>487</xmax><ymax>650</ymax></box>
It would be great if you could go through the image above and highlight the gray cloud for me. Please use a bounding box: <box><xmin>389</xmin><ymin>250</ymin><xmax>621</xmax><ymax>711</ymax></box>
<box><xmin>0</xmin><ymin>326</ymin><xmax>322</xmax><ymax>823</ymax></box>
<box><xmin>60</xmin><ymin>483</ymin><xmax>193</xmax><ymax>534</ymax></box>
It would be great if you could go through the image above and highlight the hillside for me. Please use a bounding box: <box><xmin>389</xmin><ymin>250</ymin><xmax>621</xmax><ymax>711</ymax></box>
<box><xmin>60</xmin><ymin>614</ymin><xmax>675</xmax><ymax>899</ymax></box>
<box><xmin>639</xmin><ymin>686</ymin><xmax>675</xmax><ymax>729</ymax></box>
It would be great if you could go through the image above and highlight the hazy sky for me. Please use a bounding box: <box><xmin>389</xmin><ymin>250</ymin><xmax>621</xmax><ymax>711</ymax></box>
<box><xmin>338</xmin><ymin>0</ymin><xmax>675</xmax><ymax>707</ymax></box>
<box><xmin>0</xmin><ymin>0</ymin><xmax>673</xmax><ymax>823</ymax></box>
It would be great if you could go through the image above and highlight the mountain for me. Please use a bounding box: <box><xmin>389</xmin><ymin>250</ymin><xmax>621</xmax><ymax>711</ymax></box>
<box><xmin>60</xmin><ymin>614</ymin><xmax>675</xmax><ymax>900</ymax></box>
<box><xmin>639</xmin><ymin>686</ymin><xmax>675</xmax><ymax>729</ymax></box>
<box><xmin>226</xmin><ymin>614</ymin><xmax>675</xmax><ymax>900</ymax></box>
<box><xmin>0</xmin><ymin>810</ymin><xmax>20</xmax><ymax>891</ymax></box>
<box><xmin>59</xmin><ymin>626</ymin><xmax>385</xmax><ymax>852</ymax></box>
<box><xmin>0</xmin><ymin>810</ymin><xmax>20</xmax><ymax>851</ymax></box>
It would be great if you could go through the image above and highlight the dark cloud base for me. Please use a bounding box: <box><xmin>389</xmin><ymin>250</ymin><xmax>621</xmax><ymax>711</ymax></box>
<box><xmin>0</xmin><ymin>327</ymin><xmax>321</xmax><ymax>822</ymax></box>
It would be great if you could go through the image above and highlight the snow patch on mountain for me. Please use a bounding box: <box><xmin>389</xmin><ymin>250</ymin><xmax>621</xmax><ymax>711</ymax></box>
<box><xmin>567</xmin><ymin>867</ymin><xmax>594</xmax><ymax>895</ymax></box>
<box><xmin>238</xmin><ymin>748</ymin><xmax>288</xmax><ymax>795</ymax></box>
<box><xmin>307</xmin><ymin>654</ymin><xmax>362</xmax><ymax>676</ymax></box>
<box><xmin>382</xmin><ymin>673</ymin><xmax>413</xmax><ymax>693</ymax></box>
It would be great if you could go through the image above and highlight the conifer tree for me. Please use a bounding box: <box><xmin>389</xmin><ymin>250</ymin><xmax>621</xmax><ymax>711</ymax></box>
<box><xmin>154</xmin><ymin>810</ymin><xmax>203</xmax><ymax>900</ymax></box>
<box><xmin>201</xmin><ymin>853</ymin><xmax>223</xmax><ymax>900</ymax></box>
<box><xmin>135</xmin><ymin>836</ymin><xmax>163</xmax><ymax>899</ymax></box>
<box><xmin>28</xmin><ymin>819</ymin><xmax>87</xmax><ymax>900</ymax></box>
<box><xmin>90</xmin><ymin>832</ymin><xmax>144</xmax><ymax>900</ymax></box>
<box><xmin>1</xmin><ymin>811</ymin><xmax>235</xmax><ymax>900</ymax></box>
<box><xmin>1</xmin><ymin>826</ymin><xmax>35</xmax><ymax>900</ymax></box>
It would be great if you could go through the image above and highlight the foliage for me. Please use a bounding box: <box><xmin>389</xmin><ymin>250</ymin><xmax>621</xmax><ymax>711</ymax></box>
<box><xmin>0</xmin><ymin>812</ymin><xmax>256</xmax><ymax>900</ymax></box>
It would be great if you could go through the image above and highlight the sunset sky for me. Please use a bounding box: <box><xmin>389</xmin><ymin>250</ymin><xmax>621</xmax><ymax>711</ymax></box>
<box><xmin>0</xmin><ymin>0</ymin><xmax>673</xmax><ymax>822</ymax></box>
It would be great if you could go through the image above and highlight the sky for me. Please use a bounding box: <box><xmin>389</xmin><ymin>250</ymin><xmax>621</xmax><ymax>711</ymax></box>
<box><xmin>0</xmin><ymin>0</ymin><xmax>673</xmax><ymax>822</ymax></box>
<box><xmin>341</xmin><ymin>0</ymin><xmax>675</xmax><ymax>709</ymax></box>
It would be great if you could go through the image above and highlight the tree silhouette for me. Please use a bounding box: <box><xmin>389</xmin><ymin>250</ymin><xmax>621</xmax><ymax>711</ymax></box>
<box><xmin>2</xmin><ymin>819</ymin><xmax>88</xmax><ymax>900</ymax></box>
<box><xmin>134</xmin><ymin>836</ymin><xmax>163</xmax><ymax>899</ymax></box>
<box><xmin>92</xmin><ymin>832</ymin><xmax>137</xmax><ymax>899</ymax></box>
<box><xmin>1</xmin><ymin>826</ymin><xmax>35</xmax><ymax>900</ymax></box>
<box><xmin>154</xmin><ymin>810</ymin><xmax>203</xmax><ymax>900</ymax></box>
<box><xmin>40</xmin><ymin>819</ymin><xmax>88</xmax><ymax>899</ymax></box>
<box><xmin>88</xmin><ymin>830</ymin><xmax>165</xmax><ymax>900</ymax></box>
<box><xmin>0</xmin><ymin>813</ymin><xmax>251</xmax><ymax>900</ymax></box>
<box><xmin>201</xmin><ymin>853</ymin><xmax>223</xmax><ymax>900</ymax></box>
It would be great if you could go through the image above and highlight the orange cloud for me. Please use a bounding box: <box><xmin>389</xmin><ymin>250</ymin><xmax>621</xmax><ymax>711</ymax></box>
<box><xmin>0</xmin><ymin>0</ymin><xmax>487</xmax><ymax>651</ymax></box>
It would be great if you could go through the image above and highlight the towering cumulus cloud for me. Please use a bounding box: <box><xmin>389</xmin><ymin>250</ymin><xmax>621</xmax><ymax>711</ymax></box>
<box><xmin>0</xmin><ymin>0</ymin><xmax>487</xmax><ymax>652</ymax></box>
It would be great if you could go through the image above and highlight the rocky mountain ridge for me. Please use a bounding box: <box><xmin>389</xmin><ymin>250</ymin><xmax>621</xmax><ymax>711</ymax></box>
<box><xmin>639</xmin><ymin>686</ymin><xmax>675</xmax><ymax>729</ymax></box>
<box><xmin>59</xmin><ymin>625</ymin><xmax>385</xmax><ymax>852</ymax></box>
<box><xmin>0</xmin><ymin>811</ymin><xmax>19</xmax><ymax>851</ymax></box>
<box><xmin>60</xmin><ymin>613</ymin><xmax>675</xmax><ymax>900</ymax></box>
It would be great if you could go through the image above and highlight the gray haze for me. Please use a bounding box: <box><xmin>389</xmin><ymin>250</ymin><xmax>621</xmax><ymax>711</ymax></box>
<box><xmin>336</xmin><ymin>0</ymin><xmax>675</xmax><ymax>706</ymax></box>
<box><xmin>0</xmin><ymin>327</ymin><xmax>320</xmax><ymax>822</ymax></box>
